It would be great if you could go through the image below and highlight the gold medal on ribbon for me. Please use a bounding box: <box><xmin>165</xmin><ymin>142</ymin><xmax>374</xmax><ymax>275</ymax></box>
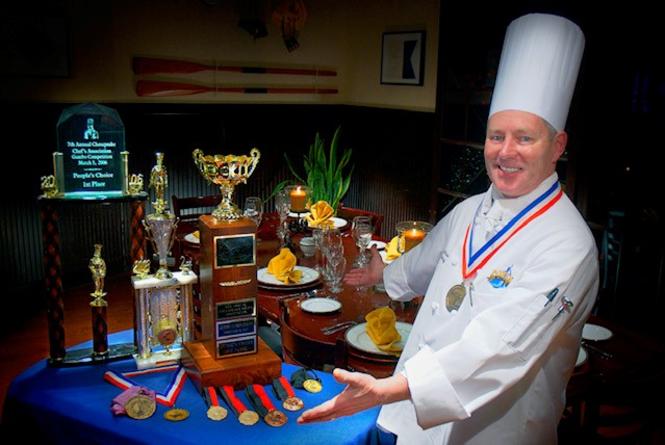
<box><xmin>445</xmin><ymin>284</ymin><xmax>466</xmax><ymax>312</ymax></box>
<box><xmin>124</xmin><ymin>394</ymin><xmax>156</xmax><ymax>420</ymax></box>
<box><xmin>282</xmin><ymin>396</ymin><xmax>304</xmax><ymax>412</ymax></box>
<box><xmin>207</xmin><ymin>405</ymin><xmax>228</xmax><ymax>421</ymax></box>
<box><xmin>164</xmin><ymin>408</ymin><xmax>190</xmax><ymax>421</ymax></box>
<box><xmin>238</xmin><ymin>410</ymin><xmax>260</xmax><ymax>426</ymax></box>
<box><xmin>303</xmin><ymin>379</ymin><xmax>322</xmax><ymax>393</ymax></box>
<box><xmin>264</xmin><ymin>409</ymin><xmax>288</xmax><ymax>427</ymax></box>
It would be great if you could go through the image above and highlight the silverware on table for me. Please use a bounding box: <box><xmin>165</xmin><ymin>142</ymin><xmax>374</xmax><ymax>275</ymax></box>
<box><xmin>321</xmin><ymin>321</ymin><xmax>357</xmax><ymax>335</ymax></box>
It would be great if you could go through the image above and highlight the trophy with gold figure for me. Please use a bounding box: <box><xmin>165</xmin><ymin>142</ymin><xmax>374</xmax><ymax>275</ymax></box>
<box><xmin>132</xmin><ymin>152</ymin><xmax>196</xmax><ymax>369</ymax></box>
<box><xmin>89</xmin><ymin>244</ymin><xmax>109</xmax><ymax>357</ymax></box>
<box><xmin>183</xmin><ymin>147</ymin><xmax>281</xmax><ymax>392</ymax></box>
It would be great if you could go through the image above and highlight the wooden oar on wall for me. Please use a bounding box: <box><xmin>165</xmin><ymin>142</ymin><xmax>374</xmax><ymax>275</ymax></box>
<box><xmin>136</xmin><ymin>80</ymin><xmax>338</xmax><ymax>97</ymax></box>
<box><xmin>133</xmin><ymin>56</ymin><xmax>337</xmax><ymax>77</ymax></box>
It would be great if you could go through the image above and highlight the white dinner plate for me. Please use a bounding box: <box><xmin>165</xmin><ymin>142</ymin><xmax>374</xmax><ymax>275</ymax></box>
<box><xmin>306</xmin><ymin>217</ymin><xmax>348</xmax><ymax>229</ymax></box>
<box><xmin>257</xmin><ymin>266</ymin><xmax>320</xmax><ymax>287</ymax></box>
<box><xmin>345</xmin><ymin>322</ymin><xmax>412</xmax><ymax>356</ymax></box>
<box><xmin>576</xmin><ymin>346</ymin><xmax>587</xmax><ymax>367</ymax></box>
<box><xmin>368</xmin><ymin>240</ymin><xmax>387</xmax><ymax>250</ymax></box>
<box><xmin>582</xmin><ymin>323</ymin><xmax>613</xmax><ymax>341</ymax></box>
<box><xmin>184</xmin><ymin>233</ymin><xmax>200</xmax><ymax>244</ymax></box>
<box><xmin>299</xmin><ymin>297</ymin><xmax>342</xmax><ymax>314</ymax></box>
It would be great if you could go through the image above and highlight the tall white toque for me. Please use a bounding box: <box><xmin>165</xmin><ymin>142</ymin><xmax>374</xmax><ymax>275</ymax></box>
<box><xmin>488</xmin><ymin>13</ymin><xmax>585</xmax><ymax>131</ymax></box>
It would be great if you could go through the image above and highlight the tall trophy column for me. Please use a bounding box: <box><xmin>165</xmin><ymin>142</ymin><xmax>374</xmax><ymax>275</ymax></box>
<box><xmin>182</xmin><ymin>148</ymin><xmax>281</xmax><ymax>390</ymax></box>
<box><xmin>132</xmin><ymin>153</ymin><xmax>196</xmax><ymax>369</ymax></box>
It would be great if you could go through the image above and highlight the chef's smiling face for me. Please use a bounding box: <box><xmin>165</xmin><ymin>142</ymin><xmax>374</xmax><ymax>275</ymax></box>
<box><xmin>485</xmin><ymin>110</ymin><xmax>567</xmax><ymax>198</ymax></box>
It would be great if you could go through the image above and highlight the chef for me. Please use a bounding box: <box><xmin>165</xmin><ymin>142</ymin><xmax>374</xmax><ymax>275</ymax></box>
<box><xmin>298</xmin><ymin>13</ymin><xmax>598</xmax><ymax>445</ymax></box>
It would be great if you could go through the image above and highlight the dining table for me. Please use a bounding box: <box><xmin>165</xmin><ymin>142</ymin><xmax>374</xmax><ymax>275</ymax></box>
<box><xmin>180</xmin><ymin>212</ymin><xmax>420</xmax><ymax>379</ymax></box>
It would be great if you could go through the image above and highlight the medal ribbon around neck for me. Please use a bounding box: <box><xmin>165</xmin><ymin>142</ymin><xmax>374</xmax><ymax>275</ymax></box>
<box><xmin>463</xmin><ymin>181</ymin><xmax>563</xmax><ymax>280</ymax></box>
<box><xmin>103</xmin><ymin>365</ymin><xmax>187</xmax><ymax>407</ymax></box>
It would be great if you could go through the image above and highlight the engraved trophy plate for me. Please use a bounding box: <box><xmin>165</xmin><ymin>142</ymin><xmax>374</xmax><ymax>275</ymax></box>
<box><xmin>216</xmin><ymin>317</ymin><xmax>257</xmax><ymax>340</ymax></box>
<box><xmin>216</xmin><ymin>298</ymin><xmax>256</xmax><ymax>320</ymax></box>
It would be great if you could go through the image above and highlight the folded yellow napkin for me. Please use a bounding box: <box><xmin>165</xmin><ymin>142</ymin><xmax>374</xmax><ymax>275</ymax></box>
<box><xmin>365</xmin><ymin>307</ymin><xmax>402</xmax><ymax>354</ymax></box>
<box><xmin>305</xmin><ymin>200</ymin><xmax>335</xmax><ymax>228</ymax></box>
<box><xmin>267</xmin><ymin>248</ymin><xmax>302</xmax><ymax>284</ymax></box>
<box><xmin>192</xmin><ymin>231</ymin><xmax>200</xmax><ymax>239</ymax></box>
<box><xmin>385</xmin><ymin>236</ymin><xmax>404</xmax><ymax>261</ymax></box>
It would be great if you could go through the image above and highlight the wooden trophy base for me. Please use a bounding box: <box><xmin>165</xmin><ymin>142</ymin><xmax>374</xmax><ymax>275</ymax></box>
<box><xmin>182</xmin><ymin>338</ymin><xmax>281</xmax><ymax>391</ymax></box>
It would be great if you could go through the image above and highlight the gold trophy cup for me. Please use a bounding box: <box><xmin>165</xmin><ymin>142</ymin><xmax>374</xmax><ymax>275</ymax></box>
<box><xmin>192</xmin><ymin>148</ymin><xmax>261</xmax><ymax>220</ymax></box>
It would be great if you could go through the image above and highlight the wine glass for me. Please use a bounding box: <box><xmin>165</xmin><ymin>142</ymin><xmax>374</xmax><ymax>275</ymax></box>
<box><xmin>351</xmin><ymin>216</ymin><xmax>373</xmax><ymax>267</ymax></box>
<box><xmin>243</xmin><ymin>196</ymin><xmax>264</xmax><ymax>228</ymax></box>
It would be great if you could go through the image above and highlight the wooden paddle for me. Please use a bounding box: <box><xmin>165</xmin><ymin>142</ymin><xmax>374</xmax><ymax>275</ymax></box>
<box><xmin>133</xmin><ymin>57</ymin><xmax>337</xmax><ymax>77</ymax></box>
<box><xmin>135</xmin><ymin>80</ymin><xmax>338</xmax><ymax>97</ymax></box>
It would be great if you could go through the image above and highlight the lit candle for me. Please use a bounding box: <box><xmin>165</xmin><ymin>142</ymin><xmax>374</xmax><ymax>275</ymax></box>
<box><xmin>403</xmin><ymin>228</ymin><xmax>425</xmax><ymax>252</ymax></box>
<box><xmin>290</xmin><ymin>186</ymin><xmax>307</xmax><ymax>212</ymax></box>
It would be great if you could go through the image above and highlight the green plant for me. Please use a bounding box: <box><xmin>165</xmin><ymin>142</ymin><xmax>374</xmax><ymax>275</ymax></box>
<box><xmin>275</xmin><ymin>126</ymin><xmax>354</xmax><ymax>211</ymax></box>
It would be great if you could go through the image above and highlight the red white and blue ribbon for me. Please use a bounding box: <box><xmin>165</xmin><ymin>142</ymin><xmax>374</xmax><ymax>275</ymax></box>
<box><xmin>103</xmin><ymin>365</ymin><xmax>187</xmax><ymax>407</ymax></box>
<box><xmin>462</xmin><ymin>181</ymin><xmax>563</xmax><ymax>280</ymax></box>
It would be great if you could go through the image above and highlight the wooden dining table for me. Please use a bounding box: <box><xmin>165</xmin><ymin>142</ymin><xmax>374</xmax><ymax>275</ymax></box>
<box><xmin>181</xmin><ymin>213</ymin><xmax>419</xmax><ymax>378</ymax></box>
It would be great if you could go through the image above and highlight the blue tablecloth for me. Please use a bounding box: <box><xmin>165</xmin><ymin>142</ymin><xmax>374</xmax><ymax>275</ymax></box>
<box><xmin>4</xmin><ymin>331</ymin><xmax>385</xmax><ymax>445</ymax></box>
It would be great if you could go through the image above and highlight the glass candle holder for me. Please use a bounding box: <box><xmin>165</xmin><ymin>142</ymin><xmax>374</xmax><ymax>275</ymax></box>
<box><xmin>396</xmin><ymin>220</ymin><xmax>433</xmax><ymax>253</ymax></box>
<box><xmin>285</xmin><ymin>185</ymin><xmax>310</xmax><ymax>213</ymax></box>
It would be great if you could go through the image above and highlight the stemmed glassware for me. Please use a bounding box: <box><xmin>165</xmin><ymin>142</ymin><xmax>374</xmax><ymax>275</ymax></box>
<box><xmin>243</xmin><ymin>196</ymin><xmax>264</xmax><ymax>228</ymax></box>
<box><xmin>274</xmin><ymin>190</ymin><xmax>290</xmax><ymax>245</ymax></box>
<box><xmin>351</xmin><ymin>216</ymin><xmax>374</xmax><ymax>268</ymax></box>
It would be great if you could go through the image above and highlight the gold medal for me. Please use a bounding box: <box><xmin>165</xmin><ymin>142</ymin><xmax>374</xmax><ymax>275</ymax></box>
<box><xmin>238</xmin><ymin>409</ymin><xmax>260</xmax><ymax>426</ymax></box>
<box><xmin>282</xmin><ymin>396</ymin><xmax>304</xmax><ymax>412</ymax></box>
<box><xmin>303</xmin><ymin>379</ymin><xmax>322</xmax><ymax>393</ymax></box>
<box><xmin>164</xmin><ymin>408</ymin><xmax>190</xmax><ymax>422</ymax></box>
<box><xmin>124</xmin><ymin>394</ymin><xmax>156</xmax><ymax>420</ymax></box>
<box><xmin>207</xmin><ymin>405</ymin><xmax>228</xmax><ymax>421</ymax></box>
<box><xmin>264</xmin><ymin>409</ymin><xmax>288</xmax><ymax>427</ymax></box>
<box><xmin>445</xmin><ymin>284</ymin><xmax>466</xmax><ymax>312</ymax></box>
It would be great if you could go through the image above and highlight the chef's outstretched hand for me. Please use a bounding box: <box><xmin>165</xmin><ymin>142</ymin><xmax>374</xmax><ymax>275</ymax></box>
<box><xmin>297</xmin><ymin>368</ymin><xmax>409</xmax><ymax>424</ymax></box>
<box><xmin>343</xmin><ymin>246</ymin><xmax>385</xmax><ymax>287</ymax></box>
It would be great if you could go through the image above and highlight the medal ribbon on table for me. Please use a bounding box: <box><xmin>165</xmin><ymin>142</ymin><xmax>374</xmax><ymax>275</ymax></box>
<box><xmin>446</xmin><ymin>182</ymin><xmax>563</xmax><ymax>312</ymax></box>
<box><xmin>219</xmin><ymin>385</ymin><xmax>260</xmax><ymax>425</ymax></box>
<box><xmin>245</xmin><ymin>384</ymin><xmax>288</xmax><ymax>427</ymax></box>
<box><xmin>272</xmin><ymin>376</ymin><xmax>304</xmax><ymax>411</ymax></box>
<box><xmin>203</xmin><ymin>386</ymin><xmax>228</xmax><ymax>421</ymax></box>
<box><xmin>103</xmin><ymin>365</ymin><xmax>187</xmax><ymax>407</ymax></box>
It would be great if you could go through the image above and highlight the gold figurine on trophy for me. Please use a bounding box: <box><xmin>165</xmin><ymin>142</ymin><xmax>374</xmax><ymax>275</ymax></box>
<box><xmin>149</xmin><ymin>153</ymin><xmax>168</xmax><ymax>214</ymax></box>
<box><xmin>192</xmin><ymin>148</ymin><xmax>261</xmax><ymax>220</ymax></box>
<box><xmin>89</xmin><ymin>244</ymin><xmax>108</xmax><ymax>307</ymax></box>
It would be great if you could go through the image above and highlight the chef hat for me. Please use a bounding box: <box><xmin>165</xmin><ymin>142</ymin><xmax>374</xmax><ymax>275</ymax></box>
<box><xmin>488</xmin><ymin>13</ymin><xmax>585</xmax><ymax>131</ymax></box>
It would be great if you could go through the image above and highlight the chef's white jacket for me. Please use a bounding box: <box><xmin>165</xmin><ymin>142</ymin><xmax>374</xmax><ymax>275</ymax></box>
<box><xmin>378</xmin><ymin>173</ymin><xmax>599</xmax><ymax>444</ymax></box>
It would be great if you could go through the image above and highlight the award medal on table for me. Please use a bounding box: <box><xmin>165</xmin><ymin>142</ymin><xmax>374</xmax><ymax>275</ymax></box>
<box><xmin>272</xmin><ymin>376</ymin><xmax>304</xmax><ymax>411</ymax></box>
<box><xmin>290</xmin><ymin>368</ymin><xmax>322</xmax><ymax>393</ymax></box>
<box><xmin>245</xmin><ymin>384</ymin><xmax>288</xmax><ymax>427</ymax></box>
<box><xmin>219</xmin><ymin>385</ymin><xmax>260</xmax><ymax>426</ymax></box>
<box><xmin>103</xmin><ymin>365</ymin><xmax>188</xmax><ymax>411</ymax></box>
<box><xmin>203</xmin><ymin>386</ymin><xmax>228</xmax><ymax>421</ymax></box>
<box><xmin>124</xmin><ymin>393</ymin><xmax>156</xmax><ymax>420</ymax></box>
<box><xmin>447</xmin><ymin>182</ymin><xmax>563</xmax><ymax>312</ymax></box>
<box><xmin>164</xmin><ymin>408</ymin><xmax>190</xmax><ymax>421</ymax></box>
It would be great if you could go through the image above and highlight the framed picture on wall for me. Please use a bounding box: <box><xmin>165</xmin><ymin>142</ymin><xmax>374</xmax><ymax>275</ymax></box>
<box><xmin>381</xmin><ymin>31</ymin><xmax>425</xmax><ymax>86</ymax></box>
